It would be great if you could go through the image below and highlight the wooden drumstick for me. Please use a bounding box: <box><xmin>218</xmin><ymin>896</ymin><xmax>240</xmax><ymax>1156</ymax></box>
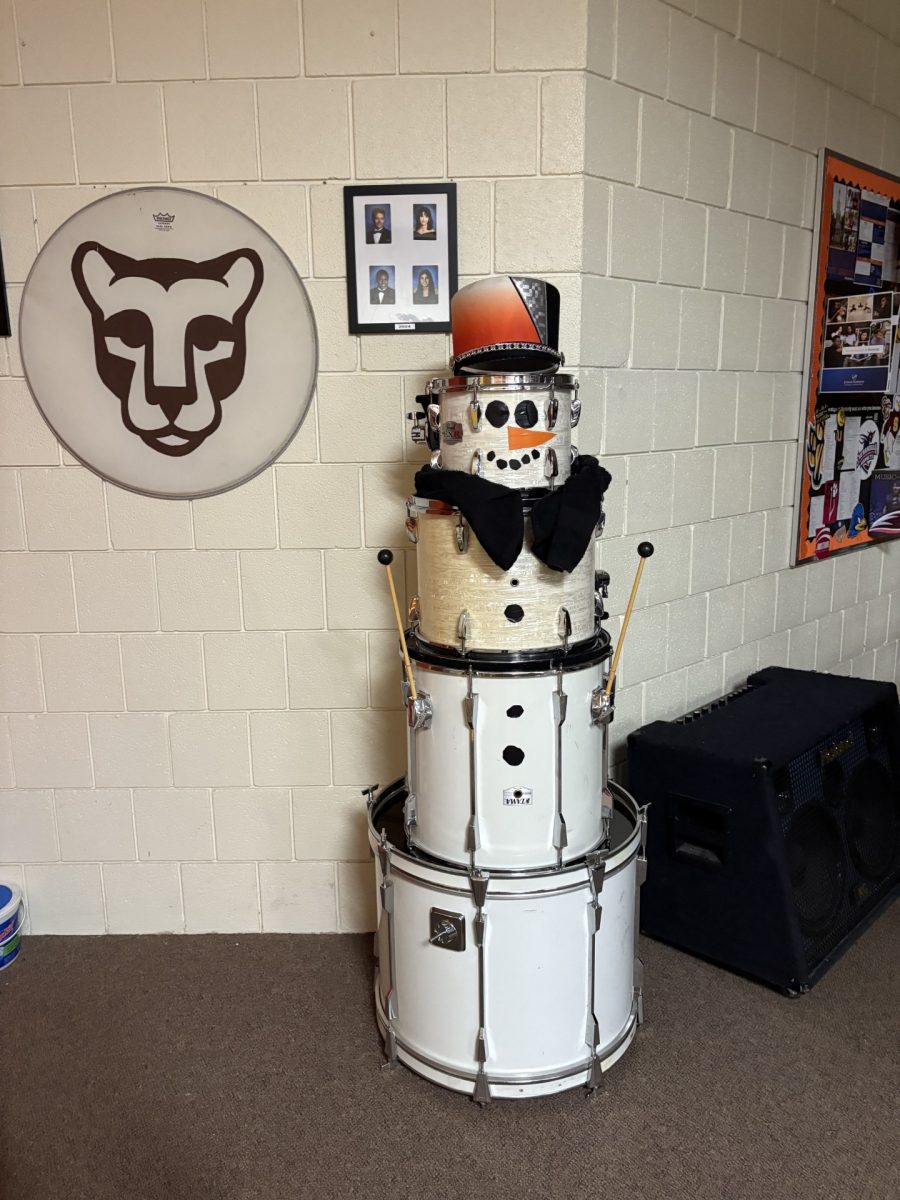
<box><xmin>377</xmin><ymin>549</ymin><xmax>417</xmax><ymax>702</ymax></box>
<box><xmin>604</xmin><ymin>542</ymin><xmax>654</xmax><ymax>697</ymax></box>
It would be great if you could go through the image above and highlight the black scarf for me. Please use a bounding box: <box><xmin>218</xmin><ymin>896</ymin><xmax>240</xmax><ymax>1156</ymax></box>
<box><xmin>412</xmin><ymin>456</ymin><xmax>612</xmax><ymax>573</ymax></box>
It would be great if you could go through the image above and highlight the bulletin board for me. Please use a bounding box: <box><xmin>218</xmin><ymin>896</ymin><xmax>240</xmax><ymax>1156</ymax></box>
<box><xmin>793</xmin><ymin>150</ymin><xmax>900</xmax><ymax>564</ymax></box>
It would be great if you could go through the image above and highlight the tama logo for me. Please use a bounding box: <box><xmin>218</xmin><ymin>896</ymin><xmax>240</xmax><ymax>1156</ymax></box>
<box><xmin>820</xmin><ymin>735</ymin><xmax>852</xmax><ymax>766</ymax></box>
<box><xmin>153</xmin><ymin>212</ymin><xmax>175</xmax><ymax>231</ymax></box>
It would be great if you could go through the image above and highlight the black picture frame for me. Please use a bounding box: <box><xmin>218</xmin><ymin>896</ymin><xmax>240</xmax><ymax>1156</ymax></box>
<box><xmin>0</xmin><ymin>239</ymin><xmax>11</xmax><ymax>338</ymax></box>
<box><xmin>343</xmin><ymin>183</ymin><xmax>457</xmax><ymax>335</ymax></box>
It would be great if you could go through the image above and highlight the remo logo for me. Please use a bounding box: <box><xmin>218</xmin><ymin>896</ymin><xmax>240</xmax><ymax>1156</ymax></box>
<box><xmin>20</xmin><ymin>188</ymin><xmax>318</xmax><ymax>499</ymax></box>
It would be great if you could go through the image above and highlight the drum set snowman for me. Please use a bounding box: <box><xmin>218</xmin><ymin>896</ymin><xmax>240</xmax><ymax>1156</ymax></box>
<box><xmin>366</xmin><ymin>276</ymin><xmax>653</xmax><ymax>1102</ymax></box>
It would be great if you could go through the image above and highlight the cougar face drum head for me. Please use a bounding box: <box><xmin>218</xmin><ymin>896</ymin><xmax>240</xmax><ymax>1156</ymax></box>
<box><xmin>19</xmin><ymin>187</ymin><xmax>318</xmax><ymax>499</ymax></box>
<box><xmin>450</xmin><ymin>276</ymin><xmax>563</xmax><ymax>375</ymax></box>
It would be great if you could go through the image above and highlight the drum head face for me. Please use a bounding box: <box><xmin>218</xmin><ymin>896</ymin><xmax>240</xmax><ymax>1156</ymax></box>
<box><xmin>19</xmin><ymin>187</ymin><xmax>318</xmax><ymax>499</ymax></box>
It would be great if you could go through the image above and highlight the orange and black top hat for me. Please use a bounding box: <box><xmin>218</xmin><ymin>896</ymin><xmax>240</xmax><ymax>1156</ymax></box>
<box><xmin>450</xmin><ymin>276</ymin><xmax>563</xmax><ymax>374</ymax></box>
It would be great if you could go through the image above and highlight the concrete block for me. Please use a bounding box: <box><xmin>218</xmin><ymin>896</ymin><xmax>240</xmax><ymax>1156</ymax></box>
<box><xmin>41</xmin><ymin>635</ymin><xmax>124</xmax><ymax>712</ymax></box>
<box><xmin>18</xmin><ymin>0</ymin><xmax>111</xmax><ymax>83</ymax></box>
<box><xmin>90</xmin><ymin>713</ymin><xmax>171</xmax><ymax>787</ymax></box>
<box><xmin>213</xmin><ymin>788</ymin><xmax>292</xmax><ymax>860</ymax></box>
<box><xmin>353</xmin><ymin>78</ymin><xmax>443</xmax><ymax>179</ymax></box>
<box><xmin>72</xmin><ymin>85</ymin><xmax>167</xmax><ymax>183</ymax></box>
<box><xmin>206</xmin><ymin>0</ymin><xmax>300</xmax><ymax>78</ymax></box>
<box><xmin>164</xmin><ymin>82</ymin><xmax>257</xmax><ymax>182</ymax></box>
<box><xmin>259</xmin><ymin>862</ymin><xmax>337</xmax><ymax>932</ymax></box>
<box><xmin>240</xmin><ymin>550</ymin><xmax>325</xmax><ymax>631</ymax></box>
<box><xmin>156</xmin><ymin>551</ymin><xmax>240</xmax><ymax>632</ymax></box>
<box><xmin>111</xmin><ymin>0</ymin><xmax>206</xmax><ymax>81</ymax></box>
<box><xmin>249</xmin><ymin>711</ymin><xmax>331</xmax><ymax>786</ymax></box>
<box><xmin>204</xmin><ymin>632</ymin><xmax>287</xmax><ymax>710</ymax></box>
<box><xmin>303</xmin><ymin>0</ymin><xmax>396</xmax><ymax>76</ymax></box>
<box><xmin>56</xmin><ymin>789</ymin><xmax>135</xmax><ymax>862</ymax></box>
<box><xmin>20</xmin><ymin>467</ymin><xmax>108</xmax><ymax>551</ymax></box>
<box><xmin>258</xmin><ymin>80</ymin><xmax>350</xmax><ymax>180</ymax></box>
<box><xmin>182</xmin><ymin>863</ymin><xmax>259</xmax><ymax>933</ymax></box>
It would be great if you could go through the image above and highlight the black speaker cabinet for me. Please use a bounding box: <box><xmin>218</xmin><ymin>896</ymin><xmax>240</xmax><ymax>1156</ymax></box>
<box><xmin>628</xmin><ymin>666</ymin><xmax>900</xmax><ymax>993</ymax></box>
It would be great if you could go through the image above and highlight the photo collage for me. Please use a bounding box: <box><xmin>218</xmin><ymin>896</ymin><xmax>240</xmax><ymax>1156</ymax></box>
<box><xmin>807</xmin><ymin>288</ymin><xmax>900</xmax><ymax>546</ymax></box>
<box><xmin>827</xmin><ymin>183</ymin><xmax>900</xmax><ymax>290</ymax></box>
<box><xmin>353</xmin><ymin>195</ymin><xmax>448</xmax><ymax>330</ymax></box>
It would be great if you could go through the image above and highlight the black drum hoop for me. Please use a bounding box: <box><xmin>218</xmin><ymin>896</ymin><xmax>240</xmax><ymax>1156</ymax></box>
<box><xmin>406</xmin><ymin>628</ymin><xmax>612</xmax><ymax>674</ymax></box>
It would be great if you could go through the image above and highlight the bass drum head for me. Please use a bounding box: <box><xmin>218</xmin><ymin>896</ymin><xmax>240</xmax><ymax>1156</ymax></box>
<box><xmin>19</xmin><ymin>187</ymin><xmax>317</xmax><ymax>499</ymax></box>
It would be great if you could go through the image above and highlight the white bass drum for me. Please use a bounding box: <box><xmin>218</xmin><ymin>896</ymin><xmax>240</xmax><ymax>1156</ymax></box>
<box><xmin>369</xmin><ymin>779</ymin><xmax>647</xmax><ymax>1100</ymax></box>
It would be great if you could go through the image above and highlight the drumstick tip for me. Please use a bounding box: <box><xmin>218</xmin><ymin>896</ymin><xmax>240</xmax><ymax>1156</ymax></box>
<box><xmin>377</xmin><ymin>549</ymin><xmax>394</xmax><ymax>566</ymax></box>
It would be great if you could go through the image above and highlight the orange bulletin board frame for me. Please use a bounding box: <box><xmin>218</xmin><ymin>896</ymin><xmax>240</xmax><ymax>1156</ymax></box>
<box><xmin>792</xmin><ymin>149</ymin><xmax>900</xmax><ymax>565</ymax></box>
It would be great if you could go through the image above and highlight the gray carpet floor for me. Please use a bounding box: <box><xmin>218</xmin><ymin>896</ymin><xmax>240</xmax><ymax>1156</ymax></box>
<box><xmin>1</xmin><ymin>906</ymin><xmax>898</xmax><ymax>1200</ymax></box>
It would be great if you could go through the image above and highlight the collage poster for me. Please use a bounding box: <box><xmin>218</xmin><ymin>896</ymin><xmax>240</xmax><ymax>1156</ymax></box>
<box><xmin>794</xmin><ymin>151</ymin><xmax>900</xmax><ymax>562</ymax></box>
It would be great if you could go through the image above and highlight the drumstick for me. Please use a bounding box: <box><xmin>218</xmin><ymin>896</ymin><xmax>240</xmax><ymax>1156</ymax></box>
<box><xmin>604</xmin><ymin>542</ymin><xmax>654</xmax><ymax>698</ymax></box>
<box><xmin>377</xmin><ymin>549</ymin><xmax>417</xmax><ymax>702</ymax></box>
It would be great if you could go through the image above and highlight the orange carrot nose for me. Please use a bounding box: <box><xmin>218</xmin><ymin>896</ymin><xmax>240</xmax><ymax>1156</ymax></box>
<box><xmin>507</xmin><ymin>427</ymin><xmax>556</xmax><ymax>451</ymax></box>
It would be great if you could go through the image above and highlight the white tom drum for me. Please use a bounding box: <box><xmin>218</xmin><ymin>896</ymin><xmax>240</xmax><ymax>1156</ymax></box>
<box><xmin>407</xmin><ymin>496</ymin><xmax>599</xmax><ymax>654</ymax></box>
<box><xmin>413</xmin><ymin>374</ymin><xmax>580</xmax><ymax>490</ymax></box>
<box><xmin>369</xmin><ymin>778</ymin><xmax>647</xmax><ymax>1101</ymax></box>
<box><xmin>403</xmin><ymin>634</ymin><xmax>613</xmax><ymax>870</ymax></box>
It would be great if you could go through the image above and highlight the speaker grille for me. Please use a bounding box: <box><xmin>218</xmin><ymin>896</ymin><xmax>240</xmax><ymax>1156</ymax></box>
<box><xmin>786</xmin><ymin>807</ymin><xmax>845</xmax><ymax>939</ymax></box>
<box><xmin>846</xmin><ymin>758</ymin><xmax>900</xmax><ymax>880</ymax></box>
<box><xmin>784</xmin><ymin>714</ymin><xmax>900</xmax><ymax>971</ymax></box>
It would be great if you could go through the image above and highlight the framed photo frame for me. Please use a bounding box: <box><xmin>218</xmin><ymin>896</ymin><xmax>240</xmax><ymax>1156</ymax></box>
<box><xmin>0</xmin><ymin>239</ymin><xmax>11</xmax><ymax>338</ymax></box>
<box><xmin>343</xmin><ymin>183</ymin><xmax>457</xmax><ymax>335</ymax></box>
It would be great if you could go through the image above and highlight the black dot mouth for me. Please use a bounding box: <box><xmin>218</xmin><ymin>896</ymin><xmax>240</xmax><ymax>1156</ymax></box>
<box><xmin>494</xmin><ymin>454</ymin><xmax>535</xmax><ymax>471</ymax></box>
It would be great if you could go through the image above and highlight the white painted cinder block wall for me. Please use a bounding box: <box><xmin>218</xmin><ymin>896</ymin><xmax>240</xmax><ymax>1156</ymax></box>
<box><xmin>1</xmin><ymin>0</ymin><xmax>898</xmax><ymax>935</ymax></box>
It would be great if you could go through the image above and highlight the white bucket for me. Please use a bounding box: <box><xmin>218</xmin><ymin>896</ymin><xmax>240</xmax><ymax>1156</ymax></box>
<box><xmin>0</xmin><ymin>883</ymin><xmax>24</xmax><ymax>972</ymax></box>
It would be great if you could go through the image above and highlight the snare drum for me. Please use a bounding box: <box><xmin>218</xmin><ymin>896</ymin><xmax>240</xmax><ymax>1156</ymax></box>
<box><xmin>370</xmin><ymin>778</ymin><xmax>647</xmax><ymax>1100</ymax></box>
<box><xmin>403</xmin><ymin>633</ymin><xmax>613</xmax><ymax>870</ymax></box>
<box><xmin>418</xmin><ymin>374</ymin><xmax>580</xmax><ymax>489</ymax></box>
<box><xmin>407</xmin><ymin>496</ymin><xmax>599</xmax><ymax>653</ymax></box>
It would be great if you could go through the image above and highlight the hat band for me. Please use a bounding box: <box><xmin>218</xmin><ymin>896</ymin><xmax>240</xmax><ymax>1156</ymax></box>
<box><xmin>450</xmin><ymin>342</ymin><xmax>564</xmax><ymax>372</ymax></box>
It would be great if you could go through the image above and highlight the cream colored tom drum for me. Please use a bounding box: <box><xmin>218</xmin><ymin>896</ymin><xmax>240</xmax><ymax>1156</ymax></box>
<box><xmin>407</xmin><ymin>496</ymin><xmax>599</xmax><ymax>653</ymax></box>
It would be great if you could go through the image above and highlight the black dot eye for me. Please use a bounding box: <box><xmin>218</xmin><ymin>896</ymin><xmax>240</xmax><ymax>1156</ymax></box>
<box><xmin>514</xmin><ymin>400</ymin><xmax>538</xmax><ymax>428</ymax></box>
<box><xmin>486</xmin><ymin>400</ymin><xmax>509</xmax><ymax>428</ymax></box>
<box><xmin>506</xmin><ymin>705</ymin><xmax>524</xmax><ymax>718</ymax></box>
<box><xmin>503</xmin><ymin>745</ymin><xmax>525</xmax><ymax>766</ymax></box>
